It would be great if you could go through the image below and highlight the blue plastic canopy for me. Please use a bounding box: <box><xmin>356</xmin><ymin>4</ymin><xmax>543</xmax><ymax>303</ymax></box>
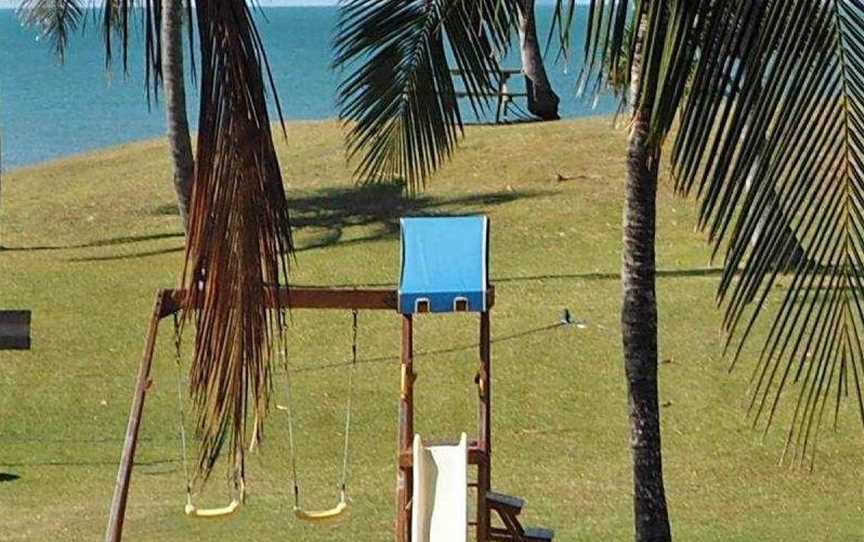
<box><xmin>398</xmin><ymin>216</ymin><xmax>490</xmax><ymax>314</ymax></box>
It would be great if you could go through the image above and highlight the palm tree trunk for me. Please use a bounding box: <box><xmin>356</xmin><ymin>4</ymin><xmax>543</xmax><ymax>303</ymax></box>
<box><xmin>161</xmin><ymin>0</ymin><xmax>194</xmax><ymax>233</ymax></box>
<box><xmin>623</xmin><ymin>105</ymin><xmax>672</xmax><ymax>542</ymax></box>
<box><xmin>516</xmin><ymin>0</ymin><xmax>560</xmax><ymax>120</ymax></box>
<box><xmin>622</xmin><ymin>18</ymin><xmax>671</xmax><ymax>542</ymax></box>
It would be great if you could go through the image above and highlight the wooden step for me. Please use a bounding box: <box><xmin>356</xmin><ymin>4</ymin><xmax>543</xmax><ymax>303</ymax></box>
<box><xmin>489</xmin><ymin>526</ymin><xmax>555</xmax><ymax>542</ymax></box>
<box><xmin>486</xmin><ymin>491</ymin><xmax>524</xmax><ymax>515</ymax></box>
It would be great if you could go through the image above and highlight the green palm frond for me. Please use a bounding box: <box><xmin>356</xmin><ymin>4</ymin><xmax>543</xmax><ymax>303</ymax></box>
<box><xmin>18</xmin><ymin>0</ymin><xmax>85</xmax><ymax>60</ymax></box>
<box><xmin>19</xmin><ymin>0</ymin><xmax>172</xmax><ymax>101</ymax></box>
<box><xmin>581</xmin><ymin>0</ymin><xmax>864</xmax><ymax>465</ymax></box>
<box><xmin>334</xmin><ymin>0</ymin><xmax>519</xmax><ymax>189</ymax></box>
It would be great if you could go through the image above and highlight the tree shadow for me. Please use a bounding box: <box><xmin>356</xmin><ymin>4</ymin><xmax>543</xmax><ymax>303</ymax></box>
<box><xmin>293</xmin><ymin>267</ymin><xmax>728</xmax><ymax>289</ymax></box>
<box><xmin>69</xmin><ymin>182</ymin><xmax>549</xmax><ymax>262</ymax></box>
<box><xmin>67</xmin><ymin>246</ymin><xmax>185</xmax><ymax>263</ymax></box>
<box><xmin>0</xmin><ymin>458</ymin><xmax>173</xmax><ymax>469</ymax></box>
<box><xmin>291</xmin><ymin>322</ymin><xmax>566</xmax><ymax>374</ymax></box>
<box><xmin>287</xmin><ymin>181</ymin><xmax>547</xmax><ymax>252</ymax></box>
<box><xmin>0</xmin><ymin>232</ymin><xmax>184</xmax><ymax>253</ymax></box>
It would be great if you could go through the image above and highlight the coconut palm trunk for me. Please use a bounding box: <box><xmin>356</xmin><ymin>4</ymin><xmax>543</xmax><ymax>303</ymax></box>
<box><xmin>623</xmin><ymin>106</ymin><xmax>671</xmax><ymax>542</ymax></box>
<box><xmin>622</xmin><ymin>22</ymin><xmax>671</xmax><ymax>541</ymax></box>
<box><xmin>161</xmin><ymin>0</ymin><xmax>194</xmax><ymax>232</ymax></box>
<box><xmin>516</xmin><ymin>0</ymin><xmax>560</xmax><ymax>120</ymax></box>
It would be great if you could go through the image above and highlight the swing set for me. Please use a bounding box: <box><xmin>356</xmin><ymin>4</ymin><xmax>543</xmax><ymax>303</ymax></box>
<box><xmin>104</xmin><ymin>216</ymin><xmax>553</xmax><ymax>542</ymax></box>
<box><xmin>171</xmin><ymin>306</ymin><xmax>358</xmax><ymax>522</ymax></box>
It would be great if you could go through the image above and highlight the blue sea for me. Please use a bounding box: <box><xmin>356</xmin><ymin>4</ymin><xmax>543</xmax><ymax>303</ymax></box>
<box><xmin>0</xmin><ymin>6</ymin><xmax>617</xmax><ymax>170</ymax></box>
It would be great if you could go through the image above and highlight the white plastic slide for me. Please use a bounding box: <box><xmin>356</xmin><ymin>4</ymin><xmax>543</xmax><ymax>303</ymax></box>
<box><xmin>411</xmin><ymin>433</ymin><xmax>468</xmax><ymax>542</ymax></box>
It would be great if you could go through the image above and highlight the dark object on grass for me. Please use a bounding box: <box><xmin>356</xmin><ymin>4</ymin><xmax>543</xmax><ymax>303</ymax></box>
<box><xmin>0</xmin><ymin>473</ymin><xmax>21</xmax><ymax>483</ymax></box>
<box><xmin>0</xmin><ymin>310</ymin><xmax>31</xmax><ymax>350</ymax></box>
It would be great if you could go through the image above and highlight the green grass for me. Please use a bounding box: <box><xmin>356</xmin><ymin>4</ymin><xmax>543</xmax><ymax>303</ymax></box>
<box><xmin>0</xmin><ymin>117</ymin><xmax>861</xmax><ymax>541</ymax></box>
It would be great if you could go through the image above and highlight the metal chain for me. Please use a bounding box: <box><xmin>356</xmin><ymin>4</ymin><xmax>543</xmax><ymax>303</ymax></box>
<box><xmin>172</xmin><ymin>314</ymin><xmax>194</xmax><ymax>507</ymax></box>
<box><xmin>279</xmin><ymin>323</ymin><xmax>302</xmax><ymax>508</ymax></box>
<box><xmin>339</xmin><ymin>310</ymin><xmax>359</xmax><ymax>498</ymax></box>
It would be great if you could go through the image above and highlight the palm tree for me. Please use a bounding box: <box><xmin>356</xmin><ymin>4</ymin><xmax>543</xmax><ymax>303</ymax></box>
<box><xmin>159</xmin><ymin>0</ymin><xmax>195</xmax><ymax>231</ymax></box>
<box><xmin>20</xmin><ymin>0</ymin><xmax>293</xmax><ymax>484</ymax></box>
<box><xmin>517</xmin><ymin>0</ymin><xmax>560</xmax><ymax>120</ymax></box>
<box><xmin>20</xmin><ymin>0</ymin><xmax>195</xmax><ymax>232</ymax></box>
<box><xmin>335</xmin><ymin>1</ymin><xmax>864</xmax><ymax>541</ymax></box>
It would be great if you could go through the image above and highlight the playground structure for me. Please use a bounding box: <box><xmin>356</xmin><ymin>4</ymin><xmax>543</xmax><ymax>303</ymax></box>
<box><xmin>105</xmin><ymin>216</ymin><xmax>553</xmax><ymax>542</ymax></box>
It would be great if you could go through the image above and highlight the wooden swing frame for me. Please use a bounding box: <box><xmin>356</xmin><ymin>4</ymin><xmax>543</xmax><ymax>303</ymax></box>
<box><xmin>104</xmin><ymin>285</ymin><xmax>501</xmax><ymax>542</ymax></box>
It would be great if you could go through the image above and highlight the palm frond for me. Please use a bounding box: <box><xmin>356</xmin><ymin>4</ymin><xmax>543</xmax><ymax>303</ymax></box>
<box><xmin>582</xmin><ymin>0</ymin><xmax>864</xmax><ymax>465</ymax></box>
<box><xmin>18</xmin><ymin>0</ymin><xmax>85</xmax><ymax>61</ymax></box>
<box><xmin>180</xmin><ymin>0</ymin><xmax>292</xmax><ymax>480</ymax></box>
<box><xmin>20</xmin><ymin>0</ymin><xmax>291</xmax><ymax>480</ymax></box>
<box><xmin>334</xmin><ymin>0</ymin><xmax>519</xmax><ymax>190</ymax></box>
<box><xmin>19</xmin><ymin>0</ymin><xmax>174</xmax><ymax>102</ymax></box>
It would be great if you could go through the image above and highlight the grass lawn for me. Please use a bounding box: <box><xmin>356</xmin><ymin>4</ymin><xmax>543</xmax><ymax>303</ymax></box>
<box><xmin>0</xmin><ymin>117</ymin><xmax>861</xmax><ymax>541</ymax></box>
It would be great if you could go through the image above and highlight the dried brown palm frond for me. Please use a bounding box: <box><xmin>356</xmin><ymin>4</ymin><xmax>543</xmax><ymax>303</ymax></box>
<box><xmin>180</xmin><ymin>0</ymin><xmax>292</xmax><ymax>480</ymax></box>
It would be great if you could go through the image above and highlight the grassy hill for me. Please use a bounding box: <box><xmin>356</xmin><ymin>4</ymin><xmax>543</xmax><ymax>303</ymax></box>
<box><xmin>0</xmin><ymin>117</ymin><xmax>861</xmax><ymax>541</ymax></box>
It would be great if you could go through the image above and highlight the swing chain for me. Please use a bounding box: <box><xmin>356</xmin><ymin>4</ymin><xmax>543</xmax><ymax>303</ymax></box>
<box><xmin>280</xmin><ymin>322</ymin><xmax>301</xmax><ymax>507</ymax></box>
<box><xmin>340</xmin><ymin>309</ymin><xmax>359</xmax><ymax>496</ymax></box>
<box><xmin>172</xmin><ymin>314</ymin><xmax>194</xmax><ymax>503</ymax></box>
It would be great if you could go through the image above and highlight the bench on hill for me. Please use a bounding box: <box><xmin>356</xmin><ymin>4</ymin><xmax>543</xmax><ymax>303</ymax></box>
<box><xmin>450</xmin><ymin>68</ymin><xmax>528</xmax><ymax>124</ymax></box>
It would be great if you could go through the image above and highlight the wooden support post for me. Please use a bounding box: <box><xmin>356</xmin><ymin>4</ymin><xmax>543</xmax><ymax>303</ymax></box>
<box><xmin>476</xmin><ymin>311</ymin><xmax>492</xmax><ymax>542</ymax></box>
<box><xmin>397</xmin><ymin>314</ymin><xmax>415</xmax><ymax>542</ymax></box>
<box><xmin>495</xmin><ymin>74</ymin><xmax>506</xmax><ymax>125</ymax></box>
<box><xmin>105</xmin><ymin>292</ymin><xmax>166</xmax><ymax>542</ymax></box>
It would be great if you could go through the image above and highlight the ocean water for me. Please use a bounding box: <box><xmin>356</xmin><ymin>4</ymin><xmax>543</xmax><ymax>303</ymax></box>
<box><xmin>0</xmin><ymin>6</ymin><xmax>617</xmax><ymax>170</ymax></box>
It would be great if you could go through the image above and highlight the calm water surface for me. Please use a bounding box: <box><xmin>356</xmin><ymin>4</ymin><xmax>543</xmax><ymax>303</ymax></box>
<box><xmin>0</xmin><ymin>6</ymin><xmax>616</xmax><ymax>170</ymax></box>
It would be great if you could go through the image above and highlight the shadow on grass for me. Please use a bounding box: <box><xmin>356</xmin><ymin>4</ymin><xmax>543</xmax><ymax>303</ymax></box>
<box><xmin>67</xmin><ymin>246</ymin><xmax>186</xmax><ymax>263</ymax></box>
<box><xmin>294</xmin><ymin>267</ymin><xmax>728</xmax><ymax>289</ymax></box>
<box><xmin>0</xmin><ymin>458</ymin><xmax>175</xmax><ymax>469</ymax></box>
<box><xmin>67</xmin><ymin>182</ymin><xmax>548</xmax><ymax>263</ymax></box>
<box><xmin>0</xmin><ymin>472</ymin><xmax>20</xmax><ymax>483</ymax></box>
<box><xmin>0</xmin><ymin>232</ymin><xmax>184</xmax><ymax>253</ymax></box>
<box><xmin>291</xmin><ymin>321</ymin><xmax>567</xmax><ymax>374</ymax></box>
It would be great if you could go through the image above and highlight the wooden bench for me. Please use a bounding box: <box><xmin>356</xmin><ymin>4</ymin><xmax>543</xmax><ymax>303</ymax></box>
<box><xmin>450</xmin><ymin>69</ymin><xmax>528</xmax><ymax>124</ymax></box>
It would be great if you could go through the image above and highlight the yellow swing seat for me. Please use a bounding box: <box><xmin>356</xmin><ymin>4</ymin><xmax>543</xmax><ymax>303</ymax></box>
<box><xmin>293</xmin><ymin>491</ymin><xmax>349</xmax><ymax>523</ymax></box>
<box><xmin>293</xmin><ymin>501</ymin><xmax>348</xmax><ymax>523</ymax></box>
<box><xmin>185</xmin><ymin>498</ymin><xmax>241</xmax><ymax>518</ymax></box>
<box><xmin>183</xmin><ymin>476</ymin><xmax>245</xmax><ymax>519</ymax></box>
